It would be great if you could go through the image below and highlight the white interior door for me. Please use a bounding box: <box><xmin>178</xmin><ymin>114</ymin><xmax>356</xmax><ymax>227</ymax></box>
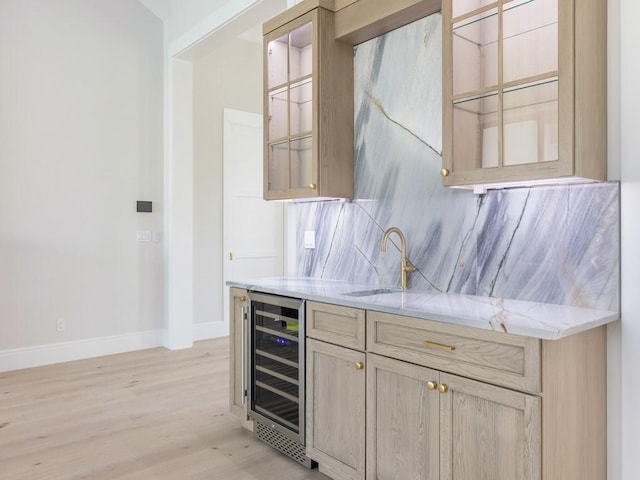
<box><xmin>223</xmin><ymin>108</ymin><xmax>284</xmax><ymax>331</ymax></box>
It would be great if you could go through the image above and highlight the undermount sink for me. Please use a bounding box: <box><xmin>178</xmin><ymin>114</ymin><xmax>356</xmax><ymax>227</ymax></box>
<box><xmin>343</xmin><ymin>288</ymin><xmax>396</xmax><ymax>297</ymax></box>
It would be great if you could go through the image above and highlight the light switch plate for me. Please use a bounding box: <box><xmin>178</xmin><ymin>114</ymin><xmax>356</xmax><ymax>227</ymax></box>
<box><xmin>304</xmin><ymin>230</ymin><xmax>315</xmax><ymax>249</ymax></box>
<box><xmin>137</xmin><ymin>230</ymin><xmax>151</xmax><ymax>242</ymax></box>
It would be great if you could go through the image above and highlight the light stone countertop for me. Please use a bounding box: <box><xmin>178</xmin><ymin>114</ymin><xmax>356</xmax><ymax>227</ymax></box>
<box><xmin>227</xmin><ymin>277</ymin><xmax>620</xmax><ymax>340</ymax></box>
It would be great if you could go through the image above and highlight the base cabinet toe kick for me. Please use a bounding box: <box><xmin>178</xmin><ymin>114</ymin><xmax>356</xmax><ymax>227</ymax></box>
<box><xmin>230</xmin><ymin>294</ymin><xmax>607</xmax><ymax>480</ymax></box>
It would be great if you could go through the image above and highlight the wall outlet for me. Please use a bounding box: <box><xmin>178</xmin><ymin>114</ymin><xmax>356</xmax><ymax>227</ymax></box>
<box><xmin>56</xmin><ymin>318</ymin><xmax>66</xmax><ymax>332</ymax></box>
<box><xmin>304</xmin><ymin>230</ymin><xmax>315</xmax><ymax>249</ymax></box>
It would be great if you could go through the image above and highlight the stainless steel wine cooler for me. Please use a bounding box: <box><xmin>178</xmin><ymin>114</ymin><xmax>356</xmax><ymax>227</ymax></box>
<box><xmin>247</xmin><ymin>292</ymin><xmax>315</xmax><ymax>468</ymax></box>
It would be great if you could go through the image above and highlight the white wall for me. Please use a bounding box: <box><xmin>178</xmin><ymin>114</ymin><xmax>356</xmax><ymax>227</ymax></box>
<box><xmin>192</xmin><ymin>37</ymin><xmax>263</xmax><ymax>335</ymax></box>
<box><xmin>0</xmin><ymin>0</ymin><xmax>165</xmax><ymax>369</ymax></box>
<box><xmin>619</xmin><ymin>0</ymin><xmax>640</xmax><ymax>478</ymax></box>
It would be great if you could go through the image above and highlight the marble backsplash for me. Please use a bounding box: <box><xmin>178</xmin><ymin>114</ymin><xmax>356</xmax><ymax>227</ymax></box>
<box><xmin>288</xmin><ymin>13</ymin><xmax>620</xmax><ymax>312</ymax></box>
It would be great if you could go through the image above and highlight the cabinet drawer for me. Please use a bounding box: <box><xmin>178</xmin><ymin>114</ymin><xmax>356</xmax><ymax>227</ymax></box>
<box><xmin>367</xmin><ymin>311</ymin><xmax>540</xmax><ymax>392</ymax></box>
<box><xmin>307</xmin><ymin>301</ymin><xmax>365</xmax><ymax>350</ymax></box>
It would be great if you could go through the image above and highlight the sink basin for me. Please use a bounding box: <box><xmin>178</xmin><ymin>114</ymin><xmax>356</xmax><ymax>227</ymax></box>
<box><xmin>343</xmin><ymin>288</ymin><xmax>396</xmax><ymax>297</ymax></box>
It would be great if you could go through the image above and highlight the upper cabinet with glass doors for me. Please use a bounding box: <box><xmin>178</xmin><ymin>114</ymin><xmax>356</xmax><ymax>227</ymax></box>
<box><xmin>441</xmin><ymin>0</ymin><xmax>607</xmax><ymax>188</ymax></box>
<box><xmin>263</xmin><ymin>0</ymin><xmax>353</xmax><ymax>200</ymax></box>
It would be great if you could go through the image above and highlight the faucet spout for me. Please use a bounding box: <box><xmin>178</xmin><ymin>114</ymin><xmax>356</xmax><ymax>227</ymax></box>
<box><xmin>381</xmin><ymin>227</ymin><xmax>416</xmax><ymax>290</ymax></box>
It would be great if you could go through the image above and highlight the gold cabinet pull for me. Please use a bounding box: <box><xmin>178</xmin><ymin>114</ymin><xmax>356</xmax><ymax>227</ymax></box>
<box><xmin>309</xmin><ymin>183</ymin><xmax>317</xmax><ymax>189</ymax></box>
<box><xmin>440</xmin><ymin>168</ymin><xmax>450</xmax><ymax>177</ymax></box>
<box><xmin>438</xmin><ymin>384</ymin><xmax>449</xmax><ymax>394</ymax></box>
<box><xmin>427</xmin><ymin>381</ymin><xmax>438</xmax><ymax>391</ymax></box>
<box><xmin>355</xmin><ymin>361</ymin><xmax>364</xmax><ymax>370</ymax></box>
<box><xmin>423</xmin><ymin>340</ymin><xmax>456</xmax><ymax>352</ymax></box>
<box><xmin>239</xmin><ymin>296</ymin><xmax>246</xmax><ymax>302</ymax></box>
<box><xmin>229</xmin><ymin>251</ymin><xmax>233</xmax><ymax>261</ymax></box>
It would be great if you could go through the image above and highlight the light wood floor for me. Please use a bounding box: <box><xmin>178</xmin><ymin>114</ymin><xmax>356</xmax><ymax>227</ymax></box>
<box><xmin>0</xmin><ymin>338</ymin><xmax>330</xmax><ymax>480</ymax></box>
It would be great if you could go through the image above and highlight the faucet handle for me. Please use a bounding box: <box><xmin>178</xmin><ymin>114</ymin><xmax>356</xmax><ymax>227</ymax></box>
<box><xmin>404</xmin><ymin>262</ymin><xmax>417</xmax><ymax>273</ymax></box>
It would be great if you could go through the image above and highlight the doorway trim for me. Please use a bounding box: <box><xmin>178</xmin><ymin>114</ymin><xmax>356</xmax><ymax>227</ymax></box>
<box><xmin>164</xmin><ymin>0</ymin><xmax>291</xmax><ymax>349</ymax></box>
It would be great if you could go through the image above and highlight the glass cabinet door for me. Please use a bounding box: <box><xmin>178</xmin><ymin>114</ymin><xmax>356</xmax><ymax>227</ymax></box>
<box><xmin>265</xmin><ymin>17</ymin><xmax>315</xmax><ymax>195</ymax></box>
<box><xmin>448</xmin><ymin>0</ymin><xmax>559</xmax><ymax>175</ymax></box>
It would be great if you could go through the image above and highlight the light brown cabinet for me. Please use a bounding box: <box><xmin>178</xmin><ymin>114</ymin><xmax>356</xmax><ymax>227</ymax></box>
<box><xmin>263</xmin><ymin>0</ymin><xmax>353</xmax><ymax>200</ymax></box>
<box><xmin>366</xmin><ymin>353</ymin><xmax>440</xmax><ymax>480</ymax></box>
<box><xmin>441</xmin><ymin>0</ymin><xmax>607</xmax><ymax>188</ymax></box>
<box><xmin>230</xmin><ymin>296</ymin><xmax>606</xmax><ymax>480</ymax></box>
<box><xmin>306</xmin><ymin>302</ymin><xmax>366</xmax><ymax>480</ymax></box>
<box><xmin>228</xmin><ymin>288</ymin><xmax>252</xmax><ymax>430</ymax></box>
<box><xmin>439</xmin><ymin>372</ymin><xmax>540</xmax><ymax>479</ymax></box>
<box><xmin>306</xmin><ymin>338</ymin><xmax>366</xmax><ymax>480</ymax></box>
<box><xmin>367</xmin><ymin>353</ymin><xmax>541</xmax><ymax>480</ymax></box>
<box><xmin>367</xmin><ymin>310</ymin><xmax>606</xmax><ymax>480</ymax></box>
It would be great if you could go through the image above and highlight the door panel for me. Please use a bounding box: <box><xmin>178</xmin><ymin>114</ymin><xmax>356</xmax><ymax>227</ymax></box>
<box><xmin>223</xmin><ymin>109</ymin><xmax>284</xmax><ymax>332</ymax></box>
<box><xmin>306</xmin><ymin>339</ymin><xmax>365</xmax><ymax>480</ymax></box>
<box><xmin>366</xmin><ymin>354</ymin><xmax>440</xmax><ymax>480</ymax></box>
<box><xmin>439</xmin><ymin>373</ymin><xmax>541</xmax><ymax>480</ymax></box>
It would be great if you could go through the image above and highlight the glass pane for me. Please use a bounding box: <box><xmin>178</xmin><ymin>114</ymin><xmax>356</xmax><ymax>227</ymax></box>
<box><xmin>268</xmin><ymin>141</ymin><xmax>289</xmax><ymax>191</ymax></box>
<box><xmin>289</xmin><ymin>136</ymin><xmax>313</xmax><ymax>189</ymax></box>
<box><xmin>268</xmin><ymin>86</ymin><xmax>288</xmax><ymax>140</ymax></box>
<box><xmin>503</xmin><ymin>79</ymin><xmax>558</xmax><ymax>165</ymax></box>
<box><xmin>503</xmin><ymin>0</ymin><xmax>558</xmax><ymax>83</ymax></box>
<box><xmin>453</xmin><ymin>93</ymin><xmax>499</xmax><ymax>169</ymax></box>
<box><xmin>255</xmin><ymin>355</ymin><xmax>299</xmax><ymax>381</ymax></box>
<box><xmin>289</xmin><ymin>79</ymin><xmax>312</xmax><ymax>136</ymax></box>
<box><xmin>453</xmin><ymin>8</ymin><xmax>498</xmax><ymax>96</ymax></box>
<box><xmin>254</xmin><ymin>384</ymin><xmax>299</xmax><ymax>430</ymax></box>
<box><xmin>289</xmin><ymin>21</ymin><xmax>312</xmax><ymax>80</ymax></box>
<box><xmin>452</xmin><ymin>0</ymin><xmax>497</xmax><ymax>18</ymax></box>
<box><xmin>267</xmin><ymin>34</ymin><xmax>288</xmax><ymax>88</ymax></box>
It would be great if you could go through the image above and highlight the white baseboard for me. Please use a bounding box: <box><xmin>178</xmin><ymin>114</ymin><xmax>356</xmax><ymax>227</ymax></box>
<box><xmin>193</xmin><ymin>321</ymin><xmax>228</xmax><ymax>341</ymax></box>
<box><xmin>0</xmin><ymin>329</ymin><xmax>165</xmax><ymax>373</ymax></box>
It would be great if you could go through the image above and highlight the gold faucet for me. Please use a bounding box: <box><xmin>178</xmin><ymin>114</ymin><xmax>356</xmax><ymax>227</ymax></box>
<box><xmin>380</xmin><ymin>227</ymin><xmax>416</xmax><ymax>290</ymax></box>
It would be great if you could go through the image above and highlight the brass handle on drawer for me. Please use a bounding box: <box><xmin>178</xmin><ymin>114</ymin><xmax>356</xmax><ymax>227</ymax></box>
<box><xmin>355</xmin><ymin>361</ymin><xmax>364</xmax><ymax>370</ymax></box>
<box><xmin>438</xmin><ymin>384</ymin><xmax>448</xmax><ymax>394</ymax></box>
<box><xmin>427</xmin><ymin>381</ymin><xmax>438</xmax><ymax>391</ymax></box>
<box><xmin>239</xmin><ymin>296</ymin><xmax>246</xmax><ymax>302</ymax></box>
<box><xmin>440</xmin><ymin>168</ymin><xmax>450</xmax><ymax>177</ymax></box>
<box><xmin>423</xmin><ymin>340</ymin><xmax>456</xmax><ymax>352</ymax></box>
<box><xmin>309</xmin><ymin>183</ymin><xmax>317</xmax><ymax>189</ymax></box>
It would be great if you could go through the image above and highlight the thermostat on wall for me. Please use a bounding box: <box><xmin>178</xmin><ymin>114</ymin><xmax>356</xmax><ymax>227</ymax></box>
<box><xmin>136</xmin><ymin>201</ymin><xmax>152</xmax><ymax>213</ymax></box>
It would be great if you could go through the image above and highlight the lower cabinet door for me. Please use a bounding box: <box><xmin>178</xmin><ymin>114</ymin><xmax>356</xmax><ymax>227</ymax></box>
<box><xmin>439</xmin><ymin>372</ymin><xmax>541</xmax><ymax>480</ymax></box>
<box><xmin>366</xmin><ymin>353</ymin><xmax>440</xmax><ymax>480</ymax></box>
<box><xmin>307</xmin><ymin>338</ymin><xmax>366</xmax><ymax>480</ymax></box>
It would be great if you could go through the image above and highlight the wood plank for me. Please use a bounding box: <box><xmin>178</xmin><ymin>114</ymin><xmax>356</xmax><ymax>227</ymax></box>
<box><xmin>367</xmin><ymin>311</ymin><xmax>541</xmax><ymax>392</ymax></box>
<box><xmin>0</xmin><ymin>338</ymin><xmax>330</xmax><ymax>480</ymax></box>
<box><xmin>306</xmin><ymin>301</ymin><xmax>365</xmax><ymax>350</ymax></box>
<box><xmin>263</xmin><ymin>0</ymin><xmax>336</xmax><ymax>35</ymax></box>
<box><xmin>541</xmin><ymin>326</ymin><xmax>607</xmax><ymax>480</ymax></box>
<box><xmin>334</xmin><ymin>0</ymin><xmax>441</xmax><ymax>45</ymax></box>
<box><xmin>334</xmin><ymin>0</ymin><xmax>358</xmax><ymax>10</ymax></box>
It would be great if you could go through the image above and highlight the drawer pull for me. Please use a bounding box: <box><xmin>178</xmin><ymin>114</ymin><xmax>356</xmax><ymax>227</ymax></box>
<box><xmin>423</xmin><ymin>340</ymin><xmax>456</xmax><ymax>352</ymax></box>
<box><xmin>426</xmin><ymin>381</ymin><xmax>438</xmax><ymax>391</ymax></box>
<box><xmin>438</xmin><ymin>384</ymin><xmax>449</xmax><ymax>394</ymax></box>
<box><xmin>355</xmin><ymin>361</ymin><xmax>365</xmax><ymax>370</ymax></box>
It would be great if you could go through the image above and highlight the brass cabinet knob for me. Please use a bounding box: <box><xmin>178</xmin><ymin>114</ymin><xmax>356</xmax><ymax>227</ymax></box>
<box><xmin>355</xmin><ymin>361</ymin><xmax>364</xmax><ymax>370</ymax></box>
<box><xmin>438</xmin><ymin>384</ymin><xmax>448</xmax><ymax>394</ymax></box>
<box><xmin>440</xmin><ymin>168</ymin><xmax>450</xmax><ymax>177</ymax></box>
<box><xmin>427</xmin><ymin>381</ymin><xmax>438</xmax><ymax>391</ymax></box>
<box><xmin>309</xmin><ymin>183</ymin><xmax>317</xmax><ymax>189</ymax></box>
<box><xmin>239</xmin><ymin>296</ymin><xmax>246</xmax><ymax>302</ymax></box>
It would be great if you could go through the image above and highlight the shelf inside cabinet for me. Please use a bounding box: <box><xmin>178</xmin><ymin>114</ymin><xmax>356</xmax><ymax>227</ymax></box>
<box><xmin>452</xmin><ymin>0</ymin><xmax>558</xmax><ymax>98</ymax></box>
<box><xmin>452</xmin><ymin>7</ymin><xmax>499</xmax><ymax>97</ymax></box>
<box><xmin>503</xmin><ymin>0</ymin><xmax>558</xmax><ymax>84</ymax></box>
<box><xmin>452</xmin><ymin>77</ymin><xmax>558</xmax><ymax>170</ymax></box>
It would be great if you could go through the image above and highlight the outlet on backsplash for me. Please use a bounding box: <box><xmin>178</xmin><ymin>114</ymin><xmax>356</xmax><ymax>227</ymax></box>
<box><xmin>304</xmin><ymin>231</ymin><xmax>315</xmax><ymax>249</ymax></box>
